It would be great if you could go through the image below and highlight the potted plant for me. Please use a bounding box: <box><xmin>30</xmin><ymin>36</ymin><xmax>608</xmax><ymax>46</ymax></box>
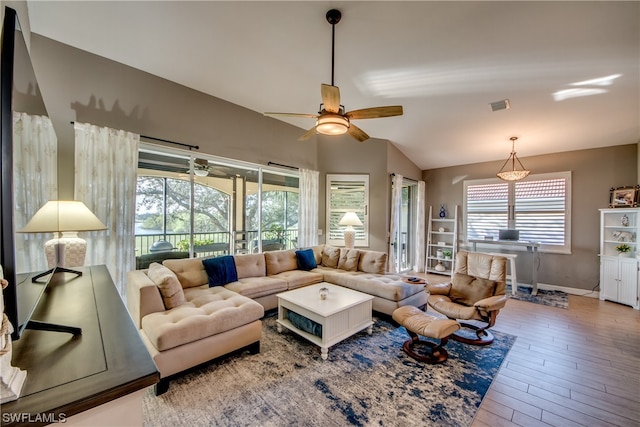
<box><xmin>615</xmin><ymin>243</ymin><xmax>632</xmax><ymax>257</ymax></box>
<box><xmin>442</xmin><ymin>249</ymin><xmax>452</xmax><ymax>260</ymax></box>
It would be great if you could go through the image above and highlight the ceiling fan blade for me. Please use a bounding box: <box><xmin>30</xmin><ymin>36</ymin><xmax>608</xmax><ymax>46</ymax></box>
<box><xmin>347</xmin><ymin>124</ymin><xmax>369</xmax><ymax>142</ymax></box>
<box><xmin>298</xmin><ymin>127</ymin><xmax>317</xmax><ymax>141</ymax></box>
<box><xmin>321</xmin><ymin>84</ymin><xmax>341</xmax><ymax>113</ymax></box>
<box><xmin>264</xmin><ymin>112</ymin><xmax>318</xmax><ymax>119</ymax></box>
<box><xmin>346</xmin><ymin>106</ymin><xmax>404</xmax><ymax>120</ymax></box>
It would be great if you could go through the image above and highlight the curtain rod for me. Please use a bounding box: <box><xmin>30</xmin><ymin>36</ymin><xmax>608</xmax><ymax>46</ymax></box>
<box><xmin>70</xmin><ymin>121</ymin><xmax>199</xmax><ymax>151</ymax></box>
<box><xmin>268</xmin><ymin>161</ymin><xmax>298</xmax><ymax>170</ymax></box>
<box><xmin>390</xmin><ymin>172</ymin><xmax>417</xmax><ymax>183</ymax></box>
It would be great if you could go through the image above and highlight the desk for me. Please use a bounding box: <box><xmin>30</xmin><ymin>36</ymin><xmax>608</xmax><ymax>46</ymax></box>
<box><xmin>469</xmin><ymin>239</ymin><xmax>540</xmax><ymax>296</ymax></box>
<box><xmin>3</xmin><ymin>265</ymin><xmax>159</xmax><ymax>426</ymax></box>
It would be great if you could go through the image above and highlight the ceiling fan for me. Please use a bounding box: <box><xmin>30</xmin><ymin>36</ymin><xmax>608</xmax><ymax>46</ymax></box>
<box><xmin>264</xmin><ymin>9</ymin><xmax>403</xmax><ymax>142</ymax></box>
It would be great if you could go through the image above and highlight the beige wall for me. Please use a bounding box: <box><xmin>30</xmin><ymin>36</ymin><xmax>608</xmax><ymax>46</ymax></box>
<box><xmin>317</xmin><ymin>136</ymin><xmax>390</xmax><ymax>251</ymax></box>
<box><xmin>423</xmin><ymin>144</ymin><xmax>638</xmax><ymax>291</ymax></box>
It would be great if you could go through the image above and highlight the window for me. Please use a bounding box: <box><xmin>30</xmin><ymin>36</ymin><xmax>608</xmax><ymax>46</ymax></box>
<box><xmin>326</xmin><ymin>174</ymin><xmax>369</xmax><ymax>247</ymax></box>
<box><xmin>135</xmin><ymin>145</ymin><xmax>299</xmax><ymax>260</ymax></box>
<box><xmin>463</xmin><ymin>172</ymin><xmax>571</xmax><ymax>253</ymax></box>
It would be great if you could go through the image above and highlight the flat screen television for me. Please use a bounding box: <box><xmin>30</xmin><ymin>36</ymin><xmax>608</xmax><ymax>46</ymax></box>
<box><xmin>1</xmin><ymin>7</ymin><xmax>58</xmax><ymax>340</ymax></box>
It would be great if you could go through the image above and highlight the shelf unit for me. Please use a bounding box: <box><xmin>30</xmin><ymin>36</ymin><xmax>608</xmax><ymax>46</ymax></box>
<box><xmin>426</xmin><ymin>205</ymin><xmax>458</xmax><ymax>276</ymax></box>
<box><xmin>599</xmin><ymin>208</ymin><xmax>639</xmax><ymax>309</ymax></box>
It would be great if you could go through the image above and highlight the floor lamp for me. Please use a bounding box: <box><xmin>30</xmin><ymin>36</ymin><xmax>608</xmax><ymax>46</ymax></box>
<box><xmin>18</xmin><ymin>200</ymin><xmax>107</xmax><ymax>283</ymax></box>
<box><xmin>339</xmin><ymin>212</ymin><xmax>363</xmax><ymax>250</ymax></box>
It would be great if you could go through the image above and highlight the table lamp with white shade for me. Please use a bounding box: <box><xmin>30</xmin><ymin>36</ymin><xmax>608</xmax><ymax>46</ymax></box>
<box><xmin>18</xmin><ymin>200</ymin><xmax>107</xmax><ymax>282</ymax></box>
<box><xmin>339</xmin><ymin>212</ymin><xmax>363</xmax><ymax>249</ymax></box>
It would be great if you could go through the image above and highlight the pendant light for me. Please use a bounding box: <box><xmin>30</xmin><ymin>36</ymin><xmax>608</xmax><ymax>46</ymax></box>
<box><xmin>496</xmin><ymin>136</ymin><xmax>530</xmax><ymax>182</ymax></box>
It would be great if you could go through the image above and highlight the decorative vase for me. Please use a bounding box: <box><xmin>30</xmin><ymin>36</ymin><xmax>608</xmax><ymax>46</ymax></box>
<box><xmin>435</xmin><ymin>261</ymin><xmax>446</xmax><ymax>272</ymax></box>
<box><xmin>439</xmin><ymin>204</ymin><xmax>446</xmax><ymax>218</ymax></box>
<box><xmin>621</xmin><ymin>214</ymin><xmax>629</xmax><ymax>227</ymax></box>
<box><xmin>319</xmin><ymin>287</ymin><xmax>329</xmax><ymax>300</ymax></box>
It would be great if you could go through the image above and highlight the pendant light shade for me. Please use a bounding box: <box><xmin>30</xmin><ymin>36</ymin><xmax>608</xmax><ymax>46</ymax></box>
<box><xmin>497</xmin><ymin>137</ymin><xmax>530</xmax><ymax>182</ymax></box>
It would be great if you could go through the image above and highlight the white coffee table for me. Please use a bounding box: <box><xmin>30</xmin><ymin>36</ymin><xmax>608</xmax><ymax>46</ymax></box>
<box><xmin>276</xmin><ymin>283</ymin><xmax>374</xmax><ymax>360</ymax></box>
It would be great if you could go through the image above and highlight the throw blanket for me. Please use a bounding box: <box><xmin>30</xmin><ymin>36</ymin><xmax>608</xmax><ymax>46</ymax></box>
<box><xmin>202</xmin><ymin>256</ymin><xmax>238</xmax><ymax>287</ymax></box>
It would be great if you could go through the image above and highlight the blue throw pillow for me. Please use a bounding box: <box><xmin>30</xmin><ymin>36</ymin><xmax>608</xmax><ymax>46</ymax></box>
<box><xmin>295</xmin><ymin>248</ymin><xmax>317</xmax><ymax>271</ymax></box>
<box><xmin>202</xmin><ymin>255</ymin><xmax>238</xmax><ymax>287</ymax></box>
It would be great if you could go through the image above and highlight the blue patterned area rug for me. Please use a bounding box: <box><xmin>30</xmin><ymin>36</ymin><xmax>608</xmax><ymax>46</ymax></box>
<box><xmin>143</xmin><ymin>316</ymin><xmax>516</xmax><ymax>427</ymax></box>
<box><xmin>506</xmin><ymin>284</ymin><xmax>569</xmax><ymax>309</ymax></box>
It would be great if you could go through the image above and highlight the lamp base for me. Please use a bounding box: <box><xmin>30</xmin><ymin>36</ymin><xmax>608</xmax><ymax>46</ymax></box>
<box><xmin>344</xmin><ymin>229</ymin><xmax>356</xmax><ymax>250</ymax></box>
<box><xmin>31</xmin><ymin>266</ymin><xmax>83</xmax><ymax>283</ymax></box>
<box><xmin>44</xmin><ymin>232</ymin><xmax>87</xmax><ymax>269</ymax></box>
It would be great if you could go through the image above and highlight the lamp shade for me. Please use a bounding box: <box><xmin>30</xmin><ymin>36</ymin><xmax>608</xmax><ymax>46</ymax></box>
<box><xmin>19</xmin><ymin>201</ymin><xmax>107</xmax><ymax>233</ymax></box>
<box><xmin>339</xmin><ymin>212</ymin><xmax>363</xmax><ymax>227</ymax></box>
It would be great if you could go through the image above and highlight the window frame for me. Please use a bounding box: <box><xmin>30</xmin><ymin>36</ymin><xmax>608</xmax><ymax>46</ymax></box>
<box><xmin>326</xmin><ymin>174</ymin><xmax>369</xmax><ymax>247</ymax></box>
<box><xmin>463</xmin><ymin>171</ymin><xmax>572</xmax><ymax>254</ymax></box>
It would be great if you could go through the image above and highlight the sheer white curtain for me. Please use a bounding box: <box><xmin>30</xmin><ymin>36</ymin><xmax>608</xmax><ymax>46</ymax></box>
<box><xmin>413</xmin><ymin>180</ymin><xmax>426</xmax><ymax>272</ymax></box>
<box><xmin>298</xmin><ymin>168</ymin><xmax>319</xmax><ymax>248</ymax></box>
<box><xmin>13</xmin><ymin>112</ymin><xmax>58</xmax><ymax>273</ymax></box>
<box><xmin>388</xmin><ymin>173</ymin><xmax>403</xmax><ymax>273</ymax></box>
<box><xmin>74</xmin><ymin>122</ymin><xmax>139</xmax><ymax>295</ymax></box>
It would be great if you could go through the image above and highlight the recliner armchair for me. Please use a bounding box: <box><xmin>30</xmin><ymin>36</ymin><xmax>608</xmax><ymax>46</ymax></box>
<box><xmin>426</xmin><ymin>251</ymin><xmax>508</xmax><ymax>345</ymax></box>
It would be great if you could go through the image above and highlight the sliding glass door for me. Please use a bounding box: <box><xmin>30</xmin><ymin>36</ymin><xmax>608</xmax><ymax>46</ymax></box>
<box><xmin>135</xmin><ymin>145</ymin><xmax>299</xmax><ymax>265</ymax></box>
<box><xmin>392</xmin><ymin>178</ymin><xmax>418</xmax><ymax>273</ymax></box>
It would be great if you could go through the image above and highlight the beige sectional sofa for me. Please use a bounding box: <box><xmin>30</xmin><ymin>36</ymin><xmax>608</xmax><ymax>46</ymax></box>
<box><xmin>126</xmin><ymin>244</ymin><xmax>427</xmax><ymax>394</ymax></box>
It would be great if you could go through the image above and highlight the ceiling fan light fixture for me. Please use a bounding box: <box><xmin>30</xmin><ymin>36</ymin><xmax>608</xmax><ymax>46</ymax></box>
<box><xmin>496</xmin><ymin>136</ymin><xmax>530</xmax><ymax>182</ymax></box>
<box><xmin>193</xmin><ymin>168</ymin><xmax>209</xmax><ymax>177</ymax></box>
<box><xmin>316</xmin><ymin>114</ymin><xmax>349</xmax><ymax>135</ymax></box>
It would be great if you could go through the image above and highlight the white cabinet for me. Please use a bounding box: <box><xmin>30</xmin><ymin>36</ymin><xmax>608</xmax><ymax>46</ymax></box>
<box><xmin>599</xmin><ymin>208</ymin><xmax>639</xmax><ymax>309</ymax></box>
<box><xmin>426</xmin><ymin>205</ymin><xmax>458</xmax><ymax>276</ymax></box>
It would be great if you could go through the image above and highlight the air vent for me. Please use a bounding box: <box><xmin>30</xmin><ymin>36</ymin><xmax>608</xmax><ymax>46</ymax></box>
<box><xmin>490</xmin><ymin>99</ymin><xmax>511</xmax><ymax>112</ymax></box>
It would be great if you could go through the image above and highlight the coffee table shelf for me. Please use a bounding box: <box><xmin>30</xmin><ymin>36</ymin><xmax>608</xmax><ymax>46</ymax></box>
<box><xmin>276</xmin><ymin>283</ymin><xmax>373</xmax><ymax>360</ymax></box>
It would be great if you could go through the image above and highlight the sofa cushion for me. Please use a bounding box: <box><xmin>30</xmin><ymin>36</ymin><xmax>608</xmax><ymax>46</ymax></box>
<box><xmin>295</xmin><ymin>248</ymin><xmax>317</xmax><ymax>271</ymax></box>
<box><xmin>265</xmin><ymin>250</ymin><xmax>297</xmax><ymax>275</ymax></box>
<box><xmin>234</xmin><ymin>253</ymin><xmax>266</xmax><ymax>279</ymax></box>
<box><xmin>338</xmin><ymin>248</ymin><xmax>360</xmax><ymax>271</ymax></box>
<box><xmin>163</xmin><ymin>257</ymin><xmax>209</xmax><ymax>288</ymax></box>
<box><xmin>270</xmin><ymin>270</ymin><xmax>324</xmax><ymax>290</ymax></box>
<box><xmin>358</xmin><ymin>250</ymin><xmax>387</xmax><ymax>274</ymax></box>
<box><xmin>202</xmin><ymin>256</ymin><xmax>238</xmax><ymax>287</ymax></box>
<box><xmin>224</xmin><ymin>276</ymin><xmax>288</xmax><ymax>299</ymax></box>
<box><xmin>311</xmin><ymin>245</ymin><xmax>324</xmax><ymax>265</ymax></box>
<box><xmin>147</xmin><ymin>262</ymin><xmax>186</xmax><ymax>309</ymax></box>
<box><xmin>141</xmin><ymin>286</ymin><xmax>264</xmax><ymax>352</ymax></box>
<box><xmin>450</xmin><ymin>273</ymin><xmax>496</xmax><ymax>306</ymax></box>
<box><xmin>321</xmin><ymin>245</ymin><xmax>340</xmax><ymax>268</ymax></box>
<box><xmin>330</xmin><ymin>272</ymin><xmax>425</xmax><ymax>302</ymax></box>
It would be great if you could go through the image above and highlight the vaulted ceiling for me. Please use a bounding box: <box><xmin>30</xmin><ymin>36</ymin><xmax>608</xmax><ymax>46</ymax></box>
<box><xmin>26</xmin><ymin>1</ymin><xmax>639</xmax><ymax>170</ymax></box>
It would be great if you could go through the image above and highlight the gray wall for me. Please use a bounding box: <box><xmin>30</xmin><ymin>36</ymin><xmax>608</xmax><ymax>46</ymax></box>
<box><xmin>22</xmin><ymin>33</ymin><xmax>418</xmax><ymax>254</ymax></box>
<box><xmin>423</xmin><ymin>144</ymin><xmax>638</xmax><ymax>291</ymax></box>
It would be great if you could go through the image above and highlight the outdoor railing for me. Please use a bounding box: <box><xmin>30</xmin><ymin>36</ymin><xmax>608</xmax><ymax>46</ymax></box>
<box><xmin>135</xmin><ymin>229</ymin><xmax>299</xmax><ymax>258</ymax></box>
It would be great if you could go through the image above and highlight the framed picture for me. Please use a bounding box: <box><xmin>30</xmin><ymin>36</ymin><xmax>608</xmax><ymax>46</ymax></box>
<box><xmin>609</xmin><ymin>185</ymin><xmax>640</xmax><ymax>208</ymax></box>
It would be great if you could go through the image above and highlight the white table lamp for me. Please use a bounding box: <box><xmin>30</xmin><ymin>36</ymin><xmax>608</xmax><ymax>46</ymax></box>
<box><xmin>18</xmin><ymin>201</ymin><xmax>107</xmax><ymax>282</ymax></box>
<box><xmin>339</xmin><ymin>212</ymin><xmax>363</xmax><ymax>249</ymax></box>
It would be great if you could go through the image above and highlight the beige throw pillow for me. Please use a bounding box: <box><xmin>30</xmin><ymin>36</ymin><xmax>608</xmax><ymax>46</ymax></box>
<box><xmin>449</xmin><ymin>273</ymin><xmax>496</xmax><ymax>306</ymax></box>
<box><xmin>321</xmin><ymin>245</ymin><xmax>341</xmax><ymax>268</ymax></box>
<box><xmin>147</xmin><ymin>262</ymin><xmax>186</xmax><ymax>309</ymax></box>
<box><xmin>338</xmin><ymin>248</ymin><xmax>360</xmax><ymax>271</ymax></box>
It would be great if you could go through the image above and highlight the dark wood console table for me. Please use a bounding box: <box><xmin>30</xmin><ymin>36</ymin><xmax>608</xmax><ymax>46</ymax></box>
<box><xmin>2</xmin><ymin>265</ymin><xmax>159</xmax><ymax>426</ymax></box>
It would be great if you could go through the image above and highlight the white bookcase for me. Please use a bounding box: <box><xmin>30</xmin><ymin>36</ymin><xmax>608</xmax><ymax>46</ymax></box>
<box><xmin>599</xmin><ymin>208</ymin><xmax>639</xmax><ymax>309</ymax></box>
<box><xmin>426</xmin><ymin>205</ymin><xmax>458</xmax><ymax>276</ymax></box>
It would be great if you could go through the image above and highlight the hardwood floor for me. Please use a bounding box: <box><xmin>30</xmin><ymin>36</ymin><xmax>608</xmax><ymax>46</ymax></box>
<box><xmin>422</xmin><ymin>274</ymin><xmax>640</xmax><ymax>427</ymax></box>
